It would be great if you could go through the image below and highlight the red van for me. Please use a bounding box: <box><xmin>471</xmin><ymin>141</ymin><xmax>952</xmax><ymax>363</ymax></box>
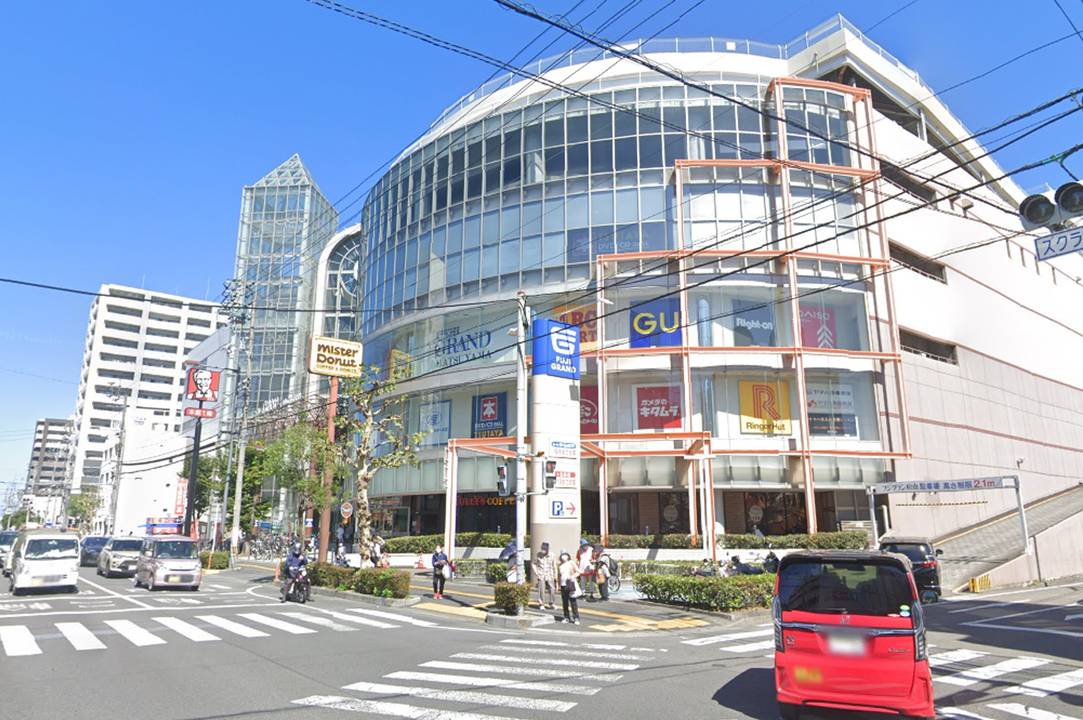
<box><xmin>773</xmin><ymin>551</ymin><xmax>934</xmax><ymax>719</ymax></box>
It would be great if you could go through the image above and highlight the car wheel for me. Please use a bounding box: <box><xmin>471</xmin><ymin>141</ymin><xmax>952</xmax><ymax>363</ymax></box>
<box><xmin>778</xmin><ymin>702</ymin><xmax>801</xmax><ymax>720</ymax></box>
<box><xmin>69</xmin><ymin>585</ymin><xmax>79</xmax><ymax>594</ymax></box>
<box><xmin>190</xmin><ymin>585</ymin><xmax>199</xmax><ymax>592</ymax></box>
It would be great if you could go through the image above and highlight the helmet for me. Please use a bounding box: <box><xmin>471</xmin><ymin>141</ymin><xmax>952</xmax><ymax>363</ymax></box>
<box><xmin>292</xmin><ymin>541</ymin><xmax>302</xmax><ymax>555</ymax></box>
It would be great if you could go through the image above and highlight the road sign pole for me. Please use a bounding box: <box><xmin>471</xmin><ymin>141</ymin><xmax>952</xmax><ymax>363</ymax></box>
<box><xmin>867</xmin><ymin>488</ymin><xmax>879</xmax><ymax>545</ymax></box>
<box><xmin>1012</xmin><ymin>475</ymin><xmax>1031</xmax><ymax>554</ymax></box>
<box><xmin>183</xmin><ymin>400</ymin><xmax>203</xmax><ymax>538</ymax></box>
<box><xmin>514</xmin><ymin>292</ymin><xmax>528</xmax><ymax>588</ymax></box>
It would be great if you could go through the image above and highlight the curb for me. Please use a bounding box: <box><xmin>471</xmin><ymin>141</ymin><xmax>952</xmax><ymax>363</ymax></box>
<box><xmin>484</xmin><ymin>611</ymin><xmax>554</xmax><ymax>629</ymax></box>
<box><xmin>631</xmin><ymin>599</ymin><xmax>772</xmax><ymax>622</ymax></box>
<box><xmin>301</xmin><ymin>584</ymin><xmax>422</xmax><ymax>607</ymax></box>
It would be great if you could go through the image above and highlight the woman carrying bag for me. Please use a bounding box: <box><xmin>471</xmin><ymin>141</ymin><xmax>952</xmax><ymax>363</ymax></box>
<box><xmin>431</xmin><ymin>544</ymin><xmax>450</xmax><ymax>599</ymax></box>
<box><xmin>557</xmin><ymin>551</ymin><xmax>581</xmax><ymax>625</ymax></box>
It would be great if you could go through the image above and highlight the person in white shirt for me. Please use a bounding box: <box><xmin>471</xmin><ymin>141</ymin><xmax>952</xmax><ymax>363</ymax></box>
<box><xmin>557</xmin><ymin>551</ymin><xmax>581</xmax><ymax>624</ymax></box>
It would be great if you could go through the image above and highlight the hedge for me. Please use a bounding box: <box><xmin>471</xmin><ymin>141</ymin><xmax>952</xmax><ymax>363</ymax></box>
<box><xmin>383</xmin><ymin>533</ymin><xmax>525</xmax><ymax>554</ymax></box>
<box><xmin>199</xmin><ymin>551</ymin><xmax>230</xmax><ymax>570</ymax></box>
<box><xmin>493</xmin><ymin>581</ymin><xmax>531</xmax><ymax>615</ymax></box>
<box><xmin>308</xmin><ymin>562</ymin><xmax>356</xmax><ymax>590</ymax></box>
<box><xmin>354</xmin><ymin>568</ymin><xmax>411</xmax><ymax>599</ymax></box>
<box><xmin>633</xmin><ymin>573</ymin><xmax>776</xmax><ymax>612</ymax></box>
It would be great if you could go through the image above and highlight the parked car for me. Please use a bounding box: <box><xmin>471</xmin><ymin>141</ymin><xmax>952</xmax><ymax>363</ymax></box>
<box><xmin>133</xmin><ymin>536</ymin><xmax>202</xmax><ymax>591</ymax></box>
<box><xmin>0</xmin><ymin>530</ymin><xmax>18</xmax><ymax>576</ymax></box>
<box><xmin>96</xmin><ymin>537</ymin><xmax>144</xmax><ymax>577</ymax></box>
<box><xmin>773</xmin><ymin>550</ymin><xmax>933</xmax><ymax>720</ymax></box>
<box><xmin>879</xmin><ymin>536</ymin><xmax>943</xmax><ymax>602</ymax></box>
<box><xmin>7</xmin><ymin>529</ymin><xmax>81</xmax><ymax>595</ymax></box>
<box><xmin>80</xmin><ymin>535</ymin><xmax>110</xmax><ymax>567</ymax></box>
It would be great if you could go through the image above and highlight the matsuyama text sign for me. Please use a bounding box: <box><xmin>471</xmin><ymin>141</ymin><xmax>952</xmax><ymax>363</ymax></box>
<box><xmin>531</xmin><ymin>318</ymin><xmax>580</xmax><ymax>379</ymax></box>
<box><xmin>308</xmin><ymin>336</ymin><xmax>363</xmax><ymax>378</ymax></box>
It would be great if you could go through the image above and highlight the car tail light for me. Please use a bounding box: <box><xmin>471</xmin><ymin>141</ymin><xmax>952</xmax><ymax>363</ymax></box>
<box><xmin>916</xmin><ymin>560</ymin><xmax>937</xmax><ymax>569</ymax></box>
<box><xmin>913</xmin><ymin>603</ymin><xmax>927</xmax><ymax>661</ymax></box>
<box><xmin>772</xmin><ymin>596</ymin><xmax>784</xmax><ymax>652</ymax></box>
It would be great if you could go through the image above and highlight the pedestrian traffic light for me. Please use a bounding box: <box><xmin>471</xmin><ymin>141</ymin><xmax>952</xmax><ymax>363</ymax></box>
<box><xmin>496</xmin><ymin>464</ymin><xmax>510</xmax><ymax>497</ymax></box>
<box><xmin>544</xmin><ymin>459</ymin><xmax>557</xmax><ymax>490</ymax></box>
<box><xmin>1018</xmin><ymin>181</ymin><xmax>1083</xmax><ymax>230</ymax></box>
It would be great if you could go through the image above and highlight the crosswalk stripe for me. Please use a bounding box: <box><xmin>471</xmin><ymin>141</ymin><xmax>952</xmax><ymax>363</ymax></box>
<box><xmin>939</xmin><ymin>707</ymin><xmax>996</xmax><ymax>719</ymax></box>
<box><xmin>345</xmin><ymin>608</ymin><xmax>437</xmax><ymax>627</ymax></box>
<box><xmin>56</xmin><ymin>622</ymin><xmax>106</xmax><ymax>651</ymax></box>
<box><xmin>315</xmin><ymin>609</ymin><xmax>397</xmax><ymax>629</ymax></box>
<box><xmin>720</xmin><ymin>640</ymin><xmax>775</xmax><ymax>654</ymax></box>
<box><xmin>294</xmin><ymin>694</ymin><xmax>520</xmax><ymax>720</ymax></box>
<box><xmin>987</xmin><ymin>703</ymin><xmax>1078</xmax><ymax>720</ymax></box>
<box><xmin>929</xmin><ymin>649</ymin><xmax>988</xmax><ymax>667</ymax></box>
<box><xmin>237</xmin><ymin>613</ymin><xmax>317</xmax><ymax>635</ymax></box>
<box><xmin>387</xmin><ymin>670</ymin><xmax>604</xmax><ymax>695</ymax></box>
<box><xmin>418</xmin><ymin>660</ymin><xmax>622</xmax><ymax>682</ymax></box>
<box><xmin>682</xmin><ymin>628</ymin><xmax>773</xmax><ymax>647</ymax></box>
<box><xmin>453</xmin><ymin>653</ymin><xmax>638</xmax><ymax>671</ymax></box>
<box><xmin>937</xmin><ymin>657</ymin><xmax>1050</xmax><ymax>687</ymax></box>
<box><xmin>197</xmin><ymin>615</ymin><xmax>269</xmax><ymax>638</ymax></box>
<box><xmin>479</xmin><ymin>644</ymin><xmax>645</xmax><ymax>661</ymax></box>
<box><xmin>280</xmin><ymin>612</ymin><xmax>357</xmax><ymax>632</ymax></box>
<box><xmin>1005</xmin><ymin>667</ymin><xmax>1083</xmax><ymax>698</ymax></box>
<box><xmin>344</xmin><ymin>680</ymin><xmax>577</xmax><ymax>712</ymax></box>
<box><xmin>0</xmin><ymin>626</ymin><xmax>41</xmax><ymax>656</ymax></box>
<box><xmin>499</xmin><ymin>639</ymin><xmax>627</xmax><ymax>650</ymax></box>
<box><xmin>105</xmin><ymin>619</ymin><xmax>166</xmax><ymax>647</ymax></box>
<box><xmin>209</xmin><ymin>584</ymin><xmax>230</xmax><ymax>590</ymax></box>
<box><xmin>153</xmin><ymin>616</ymin><xmax>219</xmax><ymax>642</ymax></box>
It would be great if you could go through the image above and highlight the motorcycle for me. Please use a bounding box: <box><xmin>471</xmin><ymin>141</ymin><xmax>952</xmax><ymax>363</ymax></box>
<box><xmin>285</xmin><ymin>566</ymin><xmax>311</xmax><ymax>604</ymax></box>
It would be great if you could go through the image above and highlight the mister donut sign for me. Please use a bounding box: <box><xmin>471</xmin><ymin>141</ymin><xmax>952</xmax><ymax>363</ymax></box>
<box><xmin>308</xmin><ymin>336</ymin><xmax>363</xmax><ymax>379</ymax></box>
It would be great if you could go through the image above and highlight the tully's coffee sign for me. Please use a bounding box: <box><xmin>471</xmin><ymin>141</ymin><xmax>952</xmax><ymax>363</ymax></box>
<box><xmin>308</xmin><ymin>336</ymin><xmax>363</xmax><ymax>378</ymax></box>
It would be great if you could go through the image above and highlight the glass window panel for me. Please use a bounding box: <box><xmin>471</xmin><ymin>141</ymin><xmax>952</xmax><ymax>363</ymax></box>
<box><xmin>467</xmin><ymin>168</ymin><xmax>483</xmax><ymax>198</ymax></box>
<box><xmin>591</xmin><ymin>190</ymin><xmax>614</xmax><ymax>225</ymax></box>
<box><xmin>567</xmin><ymin>114</ymin><xmax>588</xmax><ymax>143</ymax></box>
<box><xmin>450</xmin><ymin>174</ymin><xmax>464</xmax><ymax>204</ymax></box>
<box><xmin>503</xmin><ymin>157</ymin><xmax>521</xmax><ymax>186</ymax></box>
<box><xmin>663</xmin><ymin>134</ymin><xmax>687</xmax><ymax>165</ymax></box>
<box><xmin>590</xmin><ymin>111</ymin><xmax>613</xmax><ymax>139</ymax></box>
<box><xmin>544</xmin><ymin>196</ymin><xmax>565</xmax><ymax>230</ymax></box>
<box><xmin>545</xmin><ymin>146</ymin><xmax>565</xmax><ymax>178</ymax></box>
<box><xmin>566</xmin><ymin>193</ymin><xmax>588</xmax><ymax>228</ymax></box>
<box><xmin>524</xmin><ymin>149</ymin><xmax>544</xmax><ymax>185</ymax></box>
<box><xmin>639</xmin><ymin>106</ymin><xmax>662</xmax><ymax>133</ymax></box>
<box><xmin>590</xmin><ymin>140</ymin><xmax>613</xmax><ymax>174</ymax></box>
<box><xmin>467</xmin><ymin>140</ymin><xmax>483</xmax><ymax>167</ymax></box>
<box><xmin>662</xmin><ymin>106</ymin><xmax>685</xmax><ymax>131</ymax></box>
<box><xmin>615</xmin><ymin>137</ymin><xmax>637</xmax><ymax>171</ymax></box>
<box><xmin>482</xmin><ymin>244</ymin><xmax>499</xmax><ymax>277</ymax></box>
<box><xmin>462</xmin><ymin>248</ymin><xmax>480</xmax><ymax>282</ymax></box>
<box><xmin>614</xmin><ymin>109</ymin><xmax>637</xmax><ymax>137</ymax></box>
<box><xmin>522</xmin><ymin>201</ymin><xmax>542</xmax><ymax>236</ymax></box>
<box><xmin>451</xmin><ymin>147</ymin><xmax>465</xmax><ymax>174</ymax></box>
<box><xmin>463</xmin><ymin>215</ymin><xmax>481</xmax><ymax>250</ymax></box>
<box><xmin>615</xmin><ymin>188</ymin><xmax>638</xmax><ymax>223</ymax></box>
<box><xmin>713</xmin><ymin>104</ymin><xmax>736</xmax><ymax>131</ymax></box>
<box><xmin>504</xmin><ymin>128</ymin><xmax>521</xmax><ymax>155</ymax></box>
<box><xmin>640</xmin><ymin>186</ymin><xmax>664</xmax><ymax>221</ymax></box>
<box><xmin>544</xmin><ymin>117</ymin><xmax>564</xmax><ymax>146</ymax></box>
<box><xmin>485</xmin><ymin>135</ymin><xmax>501</xmax><ymax>161</ymax></box>
<box><xmin>501</xmin><ymin>206</ymin><xmax>520</xmax><ymax>241</ymax></box>
<box><xmin>592</xmin><ymin>226</ymin><xmax>614</xmax><ymax>256</ymax></box>
<box><xmin>543</xmin><ymin>231</ymin><xmax>565</xmax><ymax>267</ymax></box>
<box><xmin>483</xmin><ymin>210</ymin><xmax>500</xmax><ymax>246</ymax></box>
<box><xmin>567</xmin><ymin>142</ymin><xmax>589</xmax><ymax>176</ymax></box>
<box><xmin>446</xmin><ymin>252</ymin><xmax>462</xmax><ymax>285</ymax></box>
<box><xmin>639</xmin><ymin>135</ymin><xmax>662</xmax><ymax>168</ymax></box>
<box><xmin>446</xmin><ymin>220</ymin><xmax>463</xmax><ymax>254</ymax></box>
<box><xmin>616</xmin><ymin>223</ymin><xmax>639</xmax><ymax>253</ymax></box>
<box><xmin>524</xmin><ymin>123</ymin><xmax>542</xmax><ymax>151</ymax></box>
<box><xmin>522</xmin><ymin>234</ymin><xmax>542</xmax><ymax>269</ymax></box>
<box><xmin>485</xmin><ymin>163</ymin><xmax>501</xmax><ymax>193</ymax></box>
<box><xmin>500</xmin><ymin>239</ymin><xmax>520</xmax><ymax>273</ymax></box>
<box><xmin>642</xmin><ymin>222</ymin><xmax>665</xmax><ymax>251</ymax></box>
<box><xmin>567</xmin><ymin>228</ymin><xmax>590</xmax><ymax>263</ymax></box>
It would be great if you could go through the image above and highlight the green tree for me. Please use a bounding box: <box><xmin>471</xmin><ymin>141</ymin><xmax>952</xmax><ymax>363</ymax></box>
<box><xmin>262</xmin><ymin>420</ymin><xmax>340</xmax><ymax>532</ymax></box>
<box><xmin>336</xmin><ymin>366</ymin><xmax>424</xmax><ymax>560</ymax></box>
<box><xmin>1</xmin><ymin>508</ymin><xmax>29</xmax><ymax>530</ymax></box>
<box><xmin>67</xmin><ymin>487</ymin><xmax>101</xmax><ymax>533</ymax></box>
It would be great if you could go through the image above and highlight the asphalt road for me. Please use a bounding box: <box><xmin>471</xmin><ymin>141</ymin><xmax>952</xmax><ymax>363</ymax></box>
<box><xmin>0</xmin><ymin>567</ymin><xmax>1079</xmax><ymax>720</ymax></box>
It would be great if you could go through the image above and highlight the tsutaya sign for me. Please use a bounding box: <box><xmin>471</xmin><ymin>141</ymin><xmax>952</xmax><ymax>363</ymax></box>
<box><xmin>308</xmin><ymin>336</ymin><xmax>363</xmax><ymax>378</ymax></box>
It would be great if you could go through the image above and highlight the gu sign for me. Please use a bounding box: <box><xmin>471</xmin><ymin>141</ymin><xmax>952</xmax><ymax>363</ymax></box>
<box><xmin>308</xmin><ymin>336</ymin><xmax>363</xmax><ymax>378</ymax></box>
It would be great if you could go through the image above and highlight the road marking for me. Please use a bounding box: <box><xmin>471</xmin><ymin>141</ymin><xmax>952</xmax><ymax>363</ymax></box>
<box><xmin>105</xmin><ymin>619</ymin><xmax>166</xmax><ymax>647</ymax></box>
<box><xmin>962</xmin><ymin>622</ymin><xmax>1083</xmax><ymax>639</ymax></box>
<box><xmin>939</xmin><ymin>708</ymin><xmax>996</xmax><ymax>719</ymax></box>
<box><xmin>55</xmin><ymin>622</ymin><xmax>106</xmax><ymax>650</ymax></box>
<box><xmin>453</xmin><ymin>653</ymin><xmax>638</xmax><ymax>671</ymax></box>
<box><xmin>294</xmin><ymin>694</ymin><xmax>518</xmax><ymax>720</ymax></box>
<box><xmin>344</xmin><ymin>680</ymin><xmax>577</xmax><ymax>712</ymax></box>
<box><xmin>929</xmin><ymin>649</ymin><xmax>989</xmax><ymax>667</ymax></box>
<box><xmin>78</xmin><ymin>576</ymin><xmax>151</xmax><ymax>609</ymax></box>
<box><xmin>479</xmin><ymin>644</ymin><xmax>645</xmax><ymax>661</ymax></box>
<box><xmin>209</xmin><ymin>584</ymin><xmax>231</xmax><ymax>590</ymax></box>
<box><xmin>388</xmin><ymin>669</ymin><xmax>604</xmax><ymax>695</ymax></box>
<box><xmin>154</xmin><ymin>616</ymin><xmax>219</xmax><ymax>642</ymax></box>
<box><xmin>937</xmin><ymin>657</ymin><xmax>1050</xmax><ymax>687</ymax></box>
<box><xmin>1065</xmin><ymin>613</ymin><xmax>1083</xmax><ymax>622</ymax></box>
<box><xmin>197</xmin><ymin>615</ymin><xmax>268</xmax><ymax>638</ymax></box>
<box><xmin>948</xmin><ymin>602</ymin><xmax>1016</xmax><ymax>615</ymax></box>
<box><xmin>0</xmin><ymin>625</ymin><xmax>41</xmax><ymax>656</ymax></box>
<box><xmin>0</xmin><ymin>599</ymin><xmax>282</xmax><ymax>621</ymax></box>
<box><xmin>418</xmin><ymin>660</ymin><xmax>622</xmax><ymax>681</ymax></box>
<box><xmin>682</xmin><ymin>628</ymin><xmax>773</xmax><ymax>647</ymax></box>
<box><xmin>1004</xmin><ymin>667</ymin><xmax>1083</xmax><ymax>697</ymax></box>
<box><xmin>345</xmin><ymin>608</ymin><xmax>438</xmax><ymax>627</ymax></box>
<box><xmin>308</xmin><ymin>608</ymin><xmax>397</xmax><ymax>629</ymax></box>
<box><xmin>987</xmin><ymin>703</ymin><xmax>1078</xmax><ymax>719</ymax></box>
<box><xmin>237</xmin><ymin>613</ymin><xmax>317</xmax><ymax>635</ymax></box>
<box><xmin>499</xmin><ymin>639</ymin><xmax>630</xmax><ymax>650</ymax></box>
<box><xmin>279</xmin><ymin>612</ymin><xmax>357</xmax><ymax>632</ymax></box>
<box><xmin>721</xmin><ymin>640</ymin><xmax>776</xmax><ymax>653</ymax></box>
<box><xmin>413</xmin><ymin>601</ymin><xmax>489</xmax><ymax>620</ymax></box>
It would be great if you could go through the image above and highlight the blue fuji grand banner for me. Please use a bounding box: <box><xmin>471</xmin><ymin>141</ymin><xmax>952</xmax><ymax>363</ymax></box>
<box><xmin>531</xmin><ymin>318</ymin><xmax>580</xmax><ymax>379</ymax></box>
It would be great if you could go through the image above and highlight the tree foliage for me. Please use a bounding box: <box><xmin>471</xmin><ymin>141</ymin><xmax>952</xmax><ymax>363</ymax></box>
<box><xmin>262</xmin><ymin>419</ymin><xmax>341</xmax><ymax>528</ymax></box>
<box><xmin>67</xmin><ymin>487</ymin><xmax>101</xmax><ymax>533</ymax></box>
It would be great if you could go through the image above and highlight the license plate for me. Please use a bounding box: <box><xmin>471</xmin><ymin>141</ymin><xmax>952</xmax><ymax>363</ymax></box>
<box><xmin>827</xmin><ymin>635</ymin><xmax>866</xmax><ymax>656</ymax></box>
<box><xmin>794</xmin><ymin>666</ymin><xmax>823</xmax><ymax>684</ymax></box>
<box><xmin>167</xmin><ymin>575</ymin><xmax>180</xmax><ymax>583</ymax></box>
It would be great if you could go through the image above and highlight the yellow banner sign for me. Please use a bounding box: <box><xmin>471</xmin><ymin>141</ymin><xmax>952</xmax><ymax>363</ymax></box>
<box><xmin>308</xmin><ymin>336</ymin><xmax>363</xmax><ymax>378</ymax></box>
<box><xmin>738</xmin><ymin>380</ymin><xmax>792</xmax><ymax>434</ymax></box>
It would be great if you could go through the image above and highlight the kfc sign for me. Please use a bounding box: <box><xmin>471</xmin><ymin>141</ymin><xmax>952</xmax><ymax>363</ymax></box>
<box><xmin>635</xmin><ymin>386</ymin><xmax>682</xmax><ymax>430</ymax></box>
<box><xmin>186</xmin><ymin>368</ymin><xmax>220</xmax><ymax>402</ymax></box>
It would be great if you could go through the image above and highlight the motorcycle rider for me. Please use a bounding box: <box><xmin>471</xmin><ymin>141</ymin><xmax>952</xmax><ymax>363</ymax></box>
<box><xmin>280</xmin><ymin>541</ymin><xmax>307</xmax><ymax>603</ymax></box>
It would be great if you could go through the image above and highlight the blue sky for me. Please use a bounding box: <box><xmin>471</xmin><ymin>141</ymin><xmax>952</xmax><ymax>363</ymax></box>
<box><xmin>1</xmin><ymin>0</ymin><xmax>1081</xmax><ymax>500</ymax></box>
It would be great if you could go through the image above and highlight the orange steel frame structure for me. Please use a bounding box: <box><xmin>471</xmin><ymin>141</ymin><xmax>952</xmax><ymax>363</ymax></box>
<box><xmin>441</xmin><ymin>77</ymin><xmax>912</xmax><ymax>563</ymax></box>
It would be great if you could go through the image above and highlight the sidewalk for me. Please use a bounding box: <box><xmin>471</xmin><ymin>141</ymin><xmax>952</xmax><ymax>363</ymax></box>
<box><xmin>936</xmin><ymin>484</ymin><xmax>1083</xmax><ymax>591</ymax></box>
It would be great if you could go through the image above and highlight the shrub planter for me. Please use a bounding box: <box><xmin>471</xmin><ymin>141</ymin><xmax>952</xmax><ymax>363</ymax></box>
<box><xmin>493</xmin><ymin>581</ymin><xmax>532</xmax><ymax>616</ymax></box>
<box><xmin>307</xmin><ymin>585</ymin><xmax>420</xmax><ymax>607</ymax></box>
<box><xmin>633</xmin><ymin>573</ymin><xmax>776</xmax><ymax>612</ymax></box>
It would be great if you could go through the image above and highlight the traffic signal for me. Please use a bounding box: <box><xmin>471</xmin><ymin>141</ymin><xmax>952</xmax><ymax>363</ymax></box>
<box><xmin>496</xmin><ymin>464</ymin><xmax>510</xmax><ymax>497</ymax></box>
<box><xmin>544</xmin><ymin>459</ymin><xmax>557</xmax><ymax>490</ymax></box>
<box><xmin>1018</xmin><ymin>181</ymin><xmax>1083</xmax><ymax>230</ymax></box>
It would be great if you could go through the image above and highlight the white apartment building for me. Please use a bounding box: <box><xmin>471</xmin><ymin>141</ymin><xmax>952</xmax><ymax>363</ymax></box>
<box><xmin>23</xmin><ymin>417</ymin><xmax>73</xmax><ymax>526</ymax></box>
<box><xmin>68</xmin><ymin>284</ymin><xmax>224</xmax><ymax>495</ymax></box>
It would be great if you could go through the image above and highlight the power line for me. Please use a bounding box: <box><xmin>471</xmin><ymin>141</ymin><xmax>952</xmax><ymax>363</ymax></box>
<box><xmin>866</xmin><ymin>0</ymin><xmax>920</xmax><ymax>32</ymax></box>
<box><xmin>1052</xmin><ymin>0</ymin><xmax>1083</xmax><ymax>46</ymax></box>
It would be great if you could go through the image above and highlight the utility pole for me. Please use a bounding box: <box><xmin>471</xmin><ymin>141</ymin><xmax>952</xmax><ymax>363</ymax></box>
<box><xmin>182</xmin><ymin>392</ymin><xmax>204</xmax><ymax>538</ymax></box>
<box><xmin>106</xmin><ymin>383</ymin><xmax>129</xmax><ymax>535</ymax></box>
<box><xmin>514</xmin><ymin>291</ymin><xmax>529</xmax><ymax>587</ymax></box>
<box><xmin>230</xmin><ymin>324</ymin><xmax>254</xmax><ymax>558</ymax></box>
<box><xmin>222</xmin><ymin>278</ymin><xmax>254</xmax><ymax>559</ymax></box>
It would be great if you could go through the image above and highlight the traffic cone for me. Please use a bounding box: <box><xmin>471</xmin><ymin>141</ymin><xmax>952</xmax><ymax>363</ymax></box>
<box><xmin>415</xmin><ymin>552</ymin><xmax>425</xmax><ymax>569</ymax></box>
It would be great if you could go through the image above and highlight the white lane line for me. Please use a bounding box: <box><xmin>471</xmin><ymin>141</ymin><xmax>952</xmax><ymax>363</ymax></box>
<box><xmin>104</xmin><ymin>619</ymin><xmax>166</xmax><ymax>647</ymax></box>
<box><xmin>237</xmin><ymin>613</ymin><xmax>317</xmax><ymax>635</ymax></box>
<box><xmin>153</xmin><ymin>616</ymin><xmax>219</xmax><ymax>642</ymax></box>
<box><xmin>294</xmin><ymin>695</ymin><xmax>518</xmax><ymax>720</ymax></box>
<box><xmin>959</xmin><ymin>622</ymin><xmax>1083</xmax><ymax>640</ymax></box>
<box><xmin>387</xmin><ymin>670</ymin><xmax>603</xmax><ymax>694</ymax></box>
<box><xmin>279</xmin><ymin>612</ymin><xmax>357</xmax><ymax>632</ymax></box>
<box><xmin>683</xmin><ymin>628</ymin><xmax>773</xmax><ymax>646</ymax></box>
<box><xmin>499</xmin><ymin>638</ymin><xmax>627</xmax><ymax>650</ymax></box>
<box><xmin>345</xmin><ymin>608</ymin><xmax>437</xmax><ymax>627</ymax></box>
<box><xmin>344</xmin><ymin>680</ymin><xmax>576</xmax><ymax>712</ymax></box>
<box><xmin>1005</xmin><ymin>667</ymin><xmax>1083</xmax><ymax>698</ymax></box>
<box><xmin>721</xmin><ymin>640</ymin><xmax>776</xmax><ymax>654</ymax></box>
<box><xmin>938</xmin><ymin>708</ymin><xmax>997</xmax><ymax>719</ymax></box>
<box><xmin>479</xmin><ymin>644</ymin><xmax>645</xmax><ymax>661</ymax></box>
<box><xmin>987</xmin><ymin>703</ymin><xmax>1079</xmax><ymax>719</ymax></box>
<box><xmin>209</xmin><ymin>584</ymin><xmax>230</xmax><ymax>590</ymax></box>
<box><xmin>77</xmin><ymin>576</ymin><xmax>152</xmax><ymax>609</ymax></box>
<box><xmin>937</xmin><ymin>657</ymin><xmax>1050</xmax><ymax>687</ymax></box>
<box><xmin>310</xmin><ymin>608</ymin><xmax>396</xmax><ymax>629</ymax></box>
<box><xmin>929</xmin><ymin>649</ymin><xmax>989</xmax><ymax>667</ymax></box>
<box><xmin>418</xmin><ymin>660</ymin><xmax>622</xmax><ymax>682</ymax></box>
<box><xmin>948</xmin><ymin>601</ymin><xmax>1014</xmax><ymax>615</ymax></box>
<box><xmin>0</xmin><ymin>626</ymin><xmax>42</xmax><ymax>656</ymax></box>
<box><xmin>453</xmin><ymin>653</ymin><xmax>638</xmax><ymax>671</ymax></box>
<box><xmin>55</xmin><ymin>622</ymin><xmax>106</xmax><ymax>650</ymax></box>
<box><xmin>197</xmin><ymin>615</ymin><xmax>268</xmax><ymax>638</ymax></box>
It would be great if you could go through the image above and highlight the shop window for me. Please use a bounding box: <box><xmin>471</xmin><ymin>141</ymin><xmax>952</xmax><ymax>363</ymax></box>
<box><xmin>900</xmin><ymin>329</ymin><xmax>957</xmax><ymax>364</ymax></box>
<box><xmin>889</xmin><ymin>242</ymin><xmax>946</xmax><ymax>283</ymax></box>
<box><xmin>882</xmin><ymin>162</ymin><xmax>937</xmax><ymax>204</ymax></box>
<box><xmin>608</xmin><ymin>494</ymin><xmax>639</xmax><ymax>535</ymax></box>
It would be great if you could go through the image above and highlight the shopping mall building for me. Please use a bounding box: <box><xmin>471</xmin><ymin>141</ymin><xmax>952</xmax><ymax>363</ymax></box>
<box><xmin>311</xmin><ymin>16</ymin><xmax>1083</xmax><ymax>546</ymax></box>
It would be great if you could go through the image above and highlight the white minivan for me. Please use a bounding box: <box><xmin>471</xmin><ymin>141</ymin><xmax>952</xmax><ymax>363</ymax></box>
<box><xmin>7</xmin><ymin>530</ymin><xmax>81</xmax><ymax>595</ymax></box>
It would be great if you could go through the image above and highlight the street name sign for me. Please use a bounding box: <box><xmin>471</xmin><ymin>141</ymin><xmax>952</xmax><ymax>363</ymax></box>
<box><xmin>868</xmin><ymin>476</ymin><xmax>1015</xmax><ymax>495</ymax></box>
<box><xmin>1034</xmin><ymin>225</ymin><xmax>1083</xmax><ymax>261</ymax></box>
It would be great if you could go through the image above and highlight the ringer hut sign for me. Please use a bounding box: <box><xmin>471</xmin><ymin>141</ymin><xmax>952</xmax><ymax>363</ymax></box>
<box><xmin>308</xmin><ymin>336</ymin><xmax>363</xmax><ymax>378</ymax></box>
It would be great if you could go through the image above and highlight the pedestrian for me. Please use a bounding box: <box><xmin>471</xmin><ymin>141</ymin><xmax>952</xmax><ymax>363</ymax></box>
<box><xmin>532</xmin><ymin>542</ymin><xmax>557</xmax><ymax>609</ymax></box>
<box><xmin>592</xmin><ymin>545</ymin><xmax>611</xmax><ymax>601</ymax></box>
<box><xmin>431</xmin><ymin>543</ymin><xmax>449</xmax><ymax>599</ymax></box>
<box><xmin>752</xmin><ymin>524</ymin><xmax>765</xmax><ymax>541</ymax></box>
<box><xmin>371</xmin><ymin>536</ymin><xmax>385</xmax><ymax>568</ymax></box>
<box><xmin>557</xmin><ymin>551</ymin><xmax>581</xmax><ymax>624</ymax></box>
<box><xmin>693</xmin><ymin>558</ymin><xmax>717</xmax><ymax>577</ymax></box>
<box><xmin>576</xmin><ymin>539</ymin><xmax>596</xmax><ymax>600</ymax></box>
